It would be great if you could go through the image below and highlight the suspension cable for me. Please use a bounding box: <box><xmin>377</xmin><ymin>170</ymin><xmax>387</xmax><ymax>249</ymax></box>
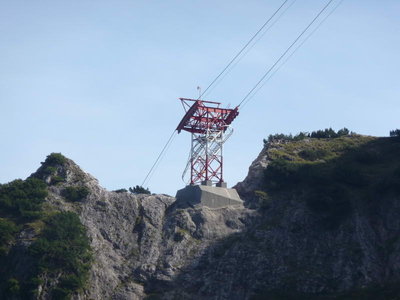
<box><xmin>141</xmin><ymin>130</ymin><xmax>177</xmax><ymax>187</ymax></box>
<box><xmin>241</xmin><ymin>0</ymin><xmax>345</xmax><ymax>108</ymax></box>
<box><xmin>238</xmin><ymin>0</ymin><xmax>337</xmax><ymax>108</ymax></box>
<box><xmin>202</xmin><ymin>0</ymin><xmax>298</xmax><ymax>99</ymax></box>
<box><xmin>142</xmin><ymin>0</ymin><xmax>342</xmax><ymax>188</ymax></box>
<box><xmin>199</xmin><ymin>0</ymin><xmax>291</xmax><ymax>99</ymax></box>
<box><xmin>141</xmin><ymin>1</ymin><xmax>292</xmax><ymax>188</ymax></box>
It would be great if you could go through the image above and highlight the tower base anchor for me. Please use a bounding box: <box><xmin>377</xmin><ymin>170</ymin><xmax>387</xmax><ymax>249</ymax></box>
<box><xmin>175</xmin><ymin>184</ymin><xmax>243</xmax><ymax>209</ymax></box>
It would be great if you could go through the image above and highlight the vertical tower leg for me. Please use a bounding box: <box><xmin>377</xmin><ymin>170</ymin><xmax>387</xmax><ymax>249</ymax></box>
<box><xmin>190</xmin><ymin>133</ymin><xmax>194</xmax><ymax>185</ymax></box>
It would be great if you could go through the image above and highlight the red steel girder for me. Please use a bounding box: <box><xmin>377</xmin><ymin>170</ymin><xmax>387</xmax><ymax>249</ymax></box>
<box><xmin>176</xmin><ymin>98</ymin><xmax>239</xmax><ymax>134</ymax></box>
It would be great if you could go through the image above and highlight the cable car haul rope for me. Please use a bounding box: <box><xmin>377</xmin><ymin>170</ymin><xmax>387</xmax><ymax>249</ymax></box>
<box><xmin>142</xmin><ymin>0</ymin><xmax>344</xmax><ymax>188</ymax></box>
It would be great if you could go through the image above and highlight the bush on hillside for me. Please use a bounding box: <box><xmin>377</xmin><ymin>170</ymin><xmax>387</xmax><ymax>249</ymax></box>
<box><xmin>29</xmin><ymin>212</ymin><xmax>92</xmax><ymax>298</ymax></box>
<box><xmin>264</xmin><ymin>159</ymin><xmax>302</xmax><ymax>190</ymax></box>
<box><xmin>390</xmin><ymin>129</ymin><xmax>400</xmax><ymax>138</ymax></box>
<box><xmin>265</xmin><ymin>132</ymin><xmax>310</xmax><ymax>143</ymax></box>
<box><xmin>129</xmin><ymin>185</ymin><xmax>151</xmax><ymax>194</ymax></box>
<box><xmin>265</xmin><ymin>128</ymin><xmax>352</xmax><ymax>144</ymax></box>
<box><xmin>0</xmin><ymin>219</ymin><xmax>18</xmax><ymax>256</ymax></box>
<box><xmin>0</xmin><ymin>178</ymin><xmax>48</xmax><ymax>220</ymax></box>
<box><xmin>44</xmin><ymin>153</ymin><xmax>67</xmax><ymax>166</ymax></box>
<box><xmin>34</xmin><ymin>153</ymin><xmax>67</xmax><ymax>183</ymax></box>
<box><xmin>42</xmin><ymin>166</ymin><xmax>57</xmax><ymax>176</ymax></box>
<box><xmin>299</xmin><ymin>148</ymin><xmax>329</xmax><ymax>161</ymax></box>
<box><xmin>63</xmin><ymin>186</ymin><xmax>90</xmax><ymax>202</ymax></box>
<box><xmin>50</xmin><ymin>176</ymin><xmax>65</xmax><ymax>185</ymax></box>
<box><xmin>310</xmin><ymin>127</ymin><xmax>350</xmax><ymax>139</ymax></box>
<box><xmin>4</xmin><ymin>278</ymin><xmax>20</xmax><ymax>296</ymax></box>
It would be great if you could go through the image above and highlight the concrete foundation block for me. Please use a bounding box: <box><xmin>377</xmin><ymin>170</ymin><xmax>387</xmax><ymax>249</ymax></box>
<box><xmin>216</xmin><ymin>181</ymin><xmax>227</xmax><ymax>188</ymax></box>
<box><xmin>201</xmin><ymin>180</ymin><xmax>213</xmax><ymax>186</ymax></box>
<box><xmin>175</xmin><ymin>185</ymin><xmax>243</xmax><ymax>209</ymax></box>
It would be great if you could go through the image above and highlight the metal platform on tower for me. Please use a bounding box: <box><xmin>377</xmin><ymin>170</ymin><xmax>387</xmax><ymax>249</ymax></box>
<box><xmin>175</xmin><ymin>98</ymin><xmax>243</xmax><ymax>208</ymax></box>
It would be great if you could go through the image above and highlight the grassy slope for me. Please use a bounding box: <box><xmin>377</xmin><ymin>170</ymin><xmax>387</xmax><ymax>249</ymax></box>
<box><xmin>262</xmin><ymin>136</ymin><xmax>400</xmax><ymax>226</ymax></box>
<box><xmin>252</xmin><ymin>135</ymin><xmax>400</xmax><ymax>298</ymax></box>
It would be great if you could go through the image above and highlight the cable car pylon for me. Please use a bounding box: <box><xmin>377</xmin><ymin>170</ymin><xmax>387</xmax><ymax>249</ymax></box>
<box><xmin>175</xmin><ymin>98</ymin><xmax>243</xmax><ymax>208</ymax></box>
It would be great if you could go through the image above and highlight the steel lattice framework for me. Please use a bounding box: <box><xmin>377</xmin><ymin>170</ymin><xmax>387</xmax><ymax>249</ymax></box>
<box><xmin>176</xmin><ymin>98</ymin><xmax>239</xmax><ymax>185</ymax></box>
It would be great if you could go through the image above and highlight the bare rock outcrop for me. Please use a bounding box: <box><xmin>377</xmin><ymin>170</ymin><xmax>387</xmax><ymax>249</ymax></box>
<box><xmin>32</xmin><ymin>157</ymin><xmax>253</xmax><ymax>299</ymax></box>
<box><xmin>234</xmin><ymin>142</ymin><xmax>270</xmax><ymax>203</ymax></box>
<box><xmin>6</xmin><ymin>135</ymin><xmax>400</xmax><ymax>300</ymax></box>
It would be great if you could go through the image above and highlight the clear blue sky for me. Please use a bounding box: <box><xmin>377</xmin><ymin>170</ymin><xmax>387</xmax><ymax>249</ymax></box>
<box><xmin>1</xmin><ymin>0</ymin><xmax>399</xmax><ymax>195</ymax></box>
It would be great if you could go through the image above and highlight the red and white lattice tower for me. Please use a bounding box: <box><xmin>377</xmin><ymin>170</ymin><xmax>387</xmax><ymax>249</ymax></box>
<box><xmin>176</xmin><ymin>98</ymin><xmax>239</xmax><ymax>185</ymax></box>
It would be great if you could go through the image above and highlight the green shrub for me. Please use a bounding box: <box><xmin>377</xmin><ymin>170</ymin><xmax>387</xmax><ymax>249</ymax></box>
<box><xmin>0</xmin><ymin>218</ymin><xmax>18</xmax><ymax>256</ymax></box>
<box><xmin>60</xmin><ymin>274</ymin><xmax>84</xmax><ymax>290</ymax></box>
<box><xmin>266</xmin><ymin>132</ymin><xmax>310</xmax><ymax>143</ymax></box>
<box><xmin>44</xmin><ymin>153</ymin><xmax>67</xmax><ymax>166</ymax></box>
<box><xmin>63</xmin><ymin>186</ymin><xmax>90</xmax><ymax>202</ymax></box>
<box><xmin>310</xmin><ymin>127</ymin><xmax>350</xmax><ymax>139</ymax></box>
<box><xmin>311</xmin><ymin>128</ymin><xmax>337</xmax><ymax>138</ymax></box>
<box><xmin>265</xmin><ymin>128</ymin><xmax>352</xmax><ymax>144</ymax></box>
<box><xmin>51</xmin><ymin>176</ymin><xmax>65</xmax><ymax>185</ymax></box>
<box><xmin>29</xmin><ymin>212</ymin><xmax>92</xmax><ymax>297</ymax></box>
<box><xmin>299</xmin><ymin>148</ymin><xmax>329</xmax><ymax>161</ymax></box>
<box><xmin>42</xmin><ymin>166</ymin><xmax>57</xmax><ymax>176</ymax></box>
<box><xmin>389</xmin><ymin>129</ymin><xmax>400</xmax><ymax>137</ymax></box>
<box><xmin>113</xmin><ymin>188</ymin><xmax>128</xmax><ymax>193</ymax></box>
<box><xmin>337</xmin><ymin>127</ymin><xmax>350</xmax><ymax>136</ymax></box>
<box><xmin>0</xmin><ymin>177</ymin><xmax>47</xmax><ymax>220</ymax></box>
<box><xmin>264</xmin><ymin>159</ymin><xmax>301</xmax><ymax>190</ymax></box>
<box><xmin>52</xmin><ymin>287</ymin><xmax>71</xmax><ymax>300</ymax></box>
<box><xmin>5</xmin><ymin>278</ymin><xmax>20</xmax><ymax>296</ymax></box>
<box><xmin>34</xmin><ymin>153</ymin><xmax>67</xmax><ymax>180</ymax></box>
<box><xmin>129</xmin><ymin>185</ymin><xmax>151</xmax><ymax>194</ymax></box>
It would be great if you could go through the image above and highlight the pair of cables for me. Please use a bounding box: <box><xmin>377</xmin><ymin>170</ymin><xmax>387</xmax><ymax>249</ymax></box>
<box><xmin>238</xmin><ymin>0</ymin><xmax>344</xmax><ymax>108</ymax></box>
<box><xmin>142</xmin><ymin>0</ymin><xmax>294</xmax><ymax>187</ymax></box>
<box><xmin>142</xmin><ymin>0</ymin><xmax>344</xmax><ymax>188</ymax></box>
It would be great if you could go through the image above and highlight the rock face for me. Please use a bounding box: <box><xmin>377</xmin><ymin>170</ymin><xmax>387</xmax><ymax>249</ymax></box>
<box><xmin>234</xmin><ymin>142</ymin><xmax>270</xmax><ymax>208</ymax></box>
<box><xmin>162</xmin><ymin>138</ymin><xmax>400</xmax><ymax>299</ymax></box>
<box><xmin>5</xmin><ymin>136</ymin><xmax>400</xmax><ymax>299</ymax></box>
<box><xmin>31</xmin><ymin>157</ymin><xmax>254</xmax><ymax>299</ymax></box>
<box><xmin>235</xmin><ymin>142</ymin><xmax>270</xmax><ymax>198</ymax></box>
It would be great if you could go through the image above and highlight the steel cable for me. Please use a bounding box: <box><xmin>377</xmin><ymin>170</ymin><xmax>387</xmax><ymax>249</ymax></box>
<box><xmin>240</xmin><ymin>0</ymin><xmax>345</xmax><ymax>108</ymax></box>
<box><xmin>238</xmin><ymin>0</ymin><xmax>337</xmax><ymax>108</ymax></box>
<box><xmin>141</xmin><ymin>1</ymin><xmax>292</xmax><ymax>187</ymax></box>
<box><xmin>199</xmin><ymin>0</ymin><xmax>291</xmax><ymax>99</ymax></box>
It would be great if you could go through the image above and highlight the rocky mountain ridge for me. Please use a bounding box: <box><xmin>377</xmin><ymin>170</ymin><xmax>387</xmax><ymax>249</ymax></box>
<box><xmin>14</xmin><ymin>155</ymin><xmax>254</xmax><ymax>299</ymax></box>
<box><xmin>1</xmin><ymin>134</ymin><xmax>400</xmax><ymax>299</ymax></box>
